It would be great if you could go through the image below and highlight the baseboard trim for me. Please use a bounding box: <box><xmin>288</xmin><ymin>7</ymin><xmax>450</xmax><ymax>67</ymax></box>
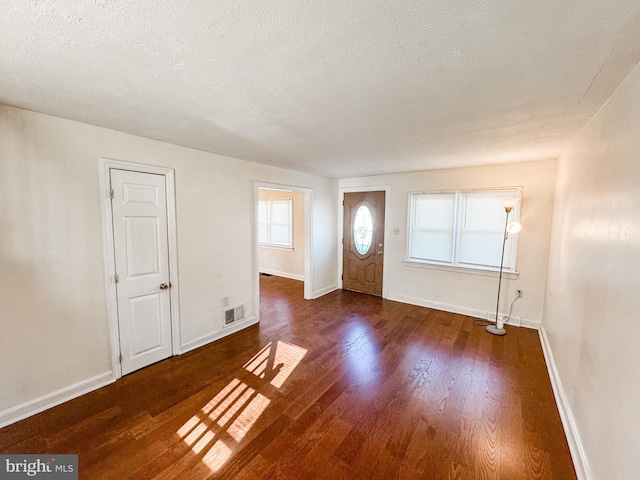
<box><xmin>259</xmin><ymin>269</ymin><xmax>304</xmax><ymax>282</ymax></box>
<box><xmin>539</xmin><ymin>326</ymin><xmax>591</xmax><ymax>480</ymax></box>
<box><xmin>519</xmin><ymin>316</ymin><xmax>541</xmax><ymax>329</ymax></box>
<box><xmin>180</xmin><ymin>316</ymin><xmax>259</xmax><ymax>355</ymax></box>
<box><xmin>0</xmin><ymin>371</ymin><xmax>115</xmax><ymax>429</ymax></box>
<box><xmin>312</xmin><ymin>285</ymin><xmax>338</xmax><ymax>299</ymax></box>
<box><xmin>386</xmin><ymin>293</ymin><xmax>540</xmax><ymax>329</ymax></box>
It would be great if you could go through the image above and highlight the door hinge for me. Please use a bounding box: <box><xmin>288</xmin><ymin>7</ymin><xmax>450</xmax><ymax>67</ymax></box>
<box><xmin>109</xmin><ymin>188</ymin><xmax>114</xmax><ymax>199</ymax></box>
<box><xmin>119</xmin><ymin>354</ymin><xmax>123</xmax><ymax>363</ymax></box>
<box><xmin>341</xmin><ymin>274</ymin><xmax>343</xmax><ymax>280</ymax></box>
<box><xmin>114</xmin><ymin>273</ymin><xmax>119</xmax><ymax>284</ymax></box>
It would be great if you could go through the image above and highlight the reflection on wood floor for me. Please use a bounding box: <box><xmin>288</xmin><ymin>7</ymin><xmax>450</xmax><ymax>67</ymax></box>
<box><xmin>0</xmin><ymin>275</ymin><xmax>576</xmax><ymax>479</ymax></box>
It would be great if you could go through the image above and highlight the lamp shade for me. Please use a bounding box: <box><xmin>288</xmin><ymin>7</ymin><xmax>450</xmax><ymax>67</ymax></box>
<box><xmin>500</xmin><ymin>197</ymin><xmax>521</xmax><ymax>212</ymax></box>
<box><xmin>507</xmin><ymin>222</ymin><xmax>522</xmax><ymax>234</ymax></box>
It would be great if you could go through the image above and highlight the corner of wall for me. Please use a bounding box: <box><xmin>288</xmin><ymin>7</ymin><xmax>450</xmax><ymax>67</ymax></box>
<box><xmin>538</xmin><ymin>326</ymin><xmax>592</xmax><ymax>480</ymax></box>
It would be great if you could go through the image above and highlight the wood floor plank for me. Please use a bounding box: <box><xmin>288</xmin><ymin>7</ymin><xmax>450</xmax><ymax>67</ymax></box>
<box><xmin>0</xmin><ymin>275</ymin><xmax>577</xmax><ymax>479</ymax></box>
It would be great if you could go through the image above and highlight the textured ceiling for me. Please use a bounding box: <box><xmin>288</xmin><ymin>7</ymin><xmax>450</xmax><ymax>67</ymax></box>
<box><xmin>2</xmin><ymin>1</ymin><xmax>640</xmax><ymax>178</ymax></box>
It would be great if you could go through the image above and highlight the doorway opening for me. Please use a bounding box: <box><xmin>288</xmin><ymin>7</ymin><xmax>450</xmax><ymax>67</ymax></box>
<box><xmin>254</xmin><ymin>183</ymin><xmax>313</xmax><ymax>307</ymax></box>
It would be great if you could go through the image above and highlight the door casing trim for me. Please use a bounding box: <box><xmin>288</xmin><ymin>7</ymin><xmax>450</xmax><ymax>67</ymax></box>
<box><xmin>253</xmin><ymin>181</ymin><xmax>314</xmax><ymax>304</ymax></box>
<box><xmin>99</xmin><ymin>158</ymin><xmax>181</xmax><ymax>379</ymax></box>
<box><xmin>338</xmin><ymin>185</ymin><xmax>391</xmax><ymax>299</ymax></box>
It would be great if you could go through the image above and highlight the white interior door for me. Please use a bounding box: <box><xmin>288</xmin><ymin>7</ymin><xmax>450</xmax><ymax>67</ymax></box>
<box><xmin>110</xmin><ymin>169</ymin><xmax>173</xmax><ymax>375</ymax></box>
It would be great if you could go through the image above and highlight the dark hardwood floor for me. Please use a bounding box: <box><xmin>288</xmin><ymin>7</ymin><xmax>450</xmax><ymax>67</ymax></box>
<box><xmin>0</xmin><ymin>275</ymin><xmax>576</xmax><ymax>479</ymax></box>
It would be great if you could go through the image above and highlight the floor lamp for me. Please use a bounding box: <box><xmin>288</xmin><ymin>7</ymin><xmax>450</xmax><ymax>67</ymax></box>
<box><xmin>486</xmin><ymin>197</ymin><xmax>521</xmax><ymax>336</ymax></box>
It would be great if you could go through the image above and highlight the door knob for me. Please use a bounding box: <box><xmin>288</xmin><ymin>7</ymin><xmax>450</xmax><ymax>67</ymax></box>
<box><xmin>160</xmin><ymin>283</ymin><xmax>169</xmax><ymax>290</ymax></box>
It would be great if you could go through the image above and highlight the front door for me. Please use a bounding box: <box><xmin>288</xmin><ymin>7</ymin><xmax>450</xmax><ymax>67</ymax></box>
<box><xmin>110</xmin><ymin>169</ymin><xmax>173</xmax><ymax>375</ymax></box>
<box><xmin>342</xmin><ymin>191</ymin><xmax>385</xmax><ymax>296</ymax></box>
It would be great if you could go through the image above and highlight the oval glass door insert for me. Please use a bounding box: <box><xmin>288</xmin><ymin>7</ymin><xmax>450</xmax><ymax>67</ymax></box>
<box><xmin>353</xmin><ymin>205</ymin><xmax>373</xmax><ymax>255</ymax></box>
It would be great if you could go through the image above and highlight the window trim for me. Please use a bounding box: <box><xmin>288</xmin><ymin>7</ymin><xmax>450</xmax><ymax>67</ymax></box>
<box><xmin>405</xmin><ymin>187</ymin><xmax>522</xmax><ymax>274</ymax></box>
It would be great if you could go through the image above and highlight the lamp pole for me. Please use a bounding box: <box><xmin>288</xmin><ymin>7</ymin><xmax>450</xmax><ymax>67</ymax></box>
<box><xmin>486</xmin><ymin>197</ymin><xmax>520</xmax><ymax>336</ymax></box>
<box><xmin>486</xmin><ymin>209</ymin><xmax>511</xmax><ymax>336</ymax></box>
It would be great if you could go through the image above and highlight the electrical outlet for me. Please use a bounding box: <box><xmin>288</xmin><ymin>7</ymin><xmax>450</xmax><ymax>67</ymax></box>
<box><xmin>516</xmin><ymin>289</ymin><xmax>523</xmax><ymax>298</ymax></box>
<box><xmin>222</xmin><ymin>296</ymin><xmax>229</xmax><ymax>307</ymax></box>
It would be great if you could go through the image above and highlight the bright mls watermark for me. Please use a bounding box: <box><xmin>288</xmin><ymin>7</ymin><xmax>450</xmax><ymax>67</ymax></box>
<box><xmin>0</xmin><ymin>455</ymin><xmax>77</xmax><ymax>479</ymax></box>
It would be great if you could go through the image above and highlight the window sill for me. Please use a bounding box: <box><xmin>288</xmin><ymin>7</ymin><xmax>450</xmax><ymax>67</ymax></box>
<box><xmin>259</xmin><ymin>244</ymin><xmax>294</xmax><ymax>252</ymax></box>
<box><xmin>402</xmin><ymin>259</ymin><xmax>519</xmax><ymax>279</ymax></box>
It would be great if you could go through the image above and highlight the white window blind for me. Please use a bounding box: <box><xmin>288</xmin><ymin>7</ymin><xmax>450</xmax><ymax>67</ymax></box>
<box><xmin>407</xmin><ymin>189</ymin><xmax>521</xmax><ymax>272</ymax></box>
<box><xmin>259</xmin><ymin>198</ymin><xmax>293</xmax><ymax>248</ymax></box>
<box><xmin>409</xmin><ymin>193</ymin><xmax>456</xmax><ymax>263</ymax></box>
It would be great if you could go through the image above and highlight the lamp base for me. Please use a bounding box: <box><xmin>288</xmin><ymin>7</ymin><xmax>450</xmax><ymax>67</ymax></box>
<box><xmin>486</xmin><ymin>324</ymin><xmax>507</xmax><ymax>336</ymax></box>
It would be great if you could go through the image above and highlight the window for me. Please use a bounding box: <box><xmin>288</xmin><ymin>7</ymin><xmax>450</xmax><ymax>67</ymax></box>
<box><xmin>353</xmin><ymin>205</ymin><xmax>373</xmax><ymax>255</ymax></box>
<box><xmin>258</xmin><ymin>198</ymin><xmax>293</xmax><ymax>248</ymax></box>
<box><xmin>407</xmin><ymin>188</ymin><xmax>521</xmax><ymax>272</ymax></box>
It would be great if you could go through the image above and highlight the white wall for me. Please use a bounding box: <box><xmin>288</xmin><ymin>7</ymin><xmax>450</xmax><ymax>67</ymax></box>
<box><xmin>258</xmin><ymin>189</ymin><xmax>305</xmax><ymax>280</ymax></box>
<box><xmin>0</xmin><ymin>105</ymin><xmax>337</xmax><ymax>423</ymax></box>
<box><xmin>542</xmin><ymin>62</ymin><xmax>640</xmax><ymax>480</ymax></box>
<box><xmin>339</xmin><ymin>159</ymin><xmax>556</xmax><ymax>326</ymax></box>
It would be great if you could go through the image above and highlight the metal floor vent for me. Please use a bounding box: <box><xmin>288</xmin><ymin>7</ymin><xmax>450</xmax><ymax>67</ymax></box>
<box><xmin>223</xmin><ymin>304</ymin><xmax>245</xmax><ymax>327</ymax></box>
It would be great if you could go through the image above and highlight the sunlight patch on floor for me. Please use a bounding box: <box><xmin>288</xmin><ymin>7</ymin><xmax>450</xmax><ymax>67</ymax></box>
<box><xmin>244</xmin><ymin>340</ymin><xmax>307</xmax><ymax>388</ymax></box>
<box><xmin>201</xmin><ymin>440</ymin><xmax>232</xmax><ymax>472</ymax></box>
<box><xmin>201</xmin><ymin>378</ymin><xmax>242</xmax><ymax>416</ymax></box>
<box><xmin>192</xmin><ymin>430</ymin><xmax>215</xmax><ymax>454</ymax></box>
<box><xmin>177</xmin><ymin>339</ymin><xmax>306</xmax><ymax>473</ymax></box>
<box><xmin>228</xmin><ymin>392</ymin><xmax>271</xmax><ymax>440</ymax></box>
